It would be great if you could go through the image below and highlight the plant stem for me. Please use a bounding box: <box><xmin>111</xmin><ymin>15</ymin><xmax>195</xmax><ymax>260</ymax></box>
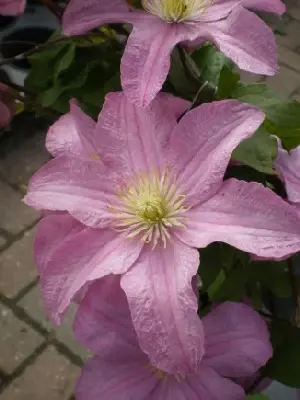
<box><xmin>287</xmin><ymin>258</ymin><xmax>300</xmax><ymax>325</ymax></box>
<box><xmin>0</xmin><ymin>37</ymin><xmax>67</xmax><ymax>67</ymax></box>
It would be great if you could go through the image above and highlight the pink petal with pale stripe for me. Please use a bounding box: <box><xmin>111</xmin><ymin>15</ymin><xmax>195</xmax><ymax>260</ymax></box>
<box><xmin>121</xmin><ymin>239</ymin><xmax>203</xmax><ymax>374</ymax></box>
<box><xmin>38</xmin><ymin>226</ymin><xmax>142</xmax><ymax>323</ymax></box>
<box><xmin>177</xmin><ymin>178</ymin><xmax>300</xmax><ymax>259</ymax></box>
<box><xmin>62</xmin><ymin>0</ymin><xmax>134</xmax><ymax>36</ymax></box>
<box><xmin>168</xmin><ymin>100</ymin><xmax>264</xmax><ymax>205</ymax></box>
<box><xmin>0</xmin><ymin>0</ymin><xmax>25</xmax><ymax>15</ymax></box>
<box><xmin>46</xmin><ymin>100</ymin><xmax>97</xmax><ymax>159</ymax></box>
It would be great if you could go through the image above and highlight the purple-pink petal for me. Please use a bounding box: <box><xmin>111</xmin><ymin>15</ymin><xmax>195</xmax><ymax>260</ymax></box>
<box><xmin>38</xmin><ymin>227</ymin><xmax>143</xmax><ymax>323</ymax></box>
<box><xmin>275</xmin><ymin>140</ymin><xmax>300</xmax><ymax>204</ymax></box>
<box><xmin>62</xmin><ymin>0</ymin><xmax>133</xmax><ymax>36</ymax></box>
<box><xmin>177</xmin><ymin>178</ymin><xmax>300</xmax><ymax>259</ymax></box>
<box><xmin>192</xmin><ymin>6</ymin><xmax>278</xmax><ymax>76</ymax></box>
<box><xmin>94</xmin><ymin>92</ymin><xmax>182</xmax><ymax>173</ymax></box>
<box><xmin>76</xmin><ymin>355</ymin><xmax>157</xmax><ymax>400</ymax></box>
<box><xmin>202</xmin><ymin>302</ymin><xmax>272</xmax><ymax>377</ymax></box>
<box><xmin>46</xmin><ymin>100</ymin><xmax>97</xmax><ymax>159</ymax></box>
<box><xmin>74</xmin><ymin>276</ymin><xmax>142</xmax><ymax>358</ymax></box>
<box><xmin>121</xmin><ymin>239</ymin><xmax>203</xmax><ymax>375</ymax></box>
<box><xmin>121</xmin><ymin>19</ymin><xmax>198</xmax><ymax>107</ymax></box>
<box><xmin>24</xmin><ymin>156</ymin><xmax>120</xmax><ymax>228</ymax></box>
<box><xmin>168</xmin><ymin>100</ymin><xmax>264</xmax><ymax>205</ymax></box>
<box><xmin>34</xmin><ymin>212</ymin><xmax>83</xmax><ymax>274</ymax></box>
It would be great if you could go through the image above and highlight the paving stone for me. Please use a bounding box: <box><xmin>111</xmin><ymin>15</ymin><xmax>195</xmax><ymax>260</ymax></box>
<box><xmin>0</xmin><ymin>346</ymin><xmax>80</xmax><ymax>400</ymax></box>
<box><xmin>0</xmin><ymin>229</ymin><xmax>38</xmax><ymax>298</ymax></box>
<box><xmin>278</xmin><ymin>46</ymin><xmax>300</xmax><ymax>73</ymax></box>
<box><xmin>0</xmin><ymin>235</ymin><xmax>6</xmax><ymax>250</ymax></box>
<box><xmin>0</xmin><ymin>131</ymin><xmax>50</xmax><ymax>187</ymax></box>
<box><xmin>276</xmin><ymin>20</ymin><xmax>300</xmax><ymax>49</ymax></box>
<box><xmin>0</xmin><ymin>180</ymin><xmax>39</xmax><ymax>235</ymax></box>
<box><xmin>18</xmin><ymin>286</ymin><xmax>90</xmax><ymax>360</ymax></box>
<box><xmin>0</xmin><ymin>303</ymin><xmax>44</xmax><ymax>374</ymax></box>
<box><xmin>239</xmin><ymin>70</ymin><xmax>264</xmax><ymax>84</ymax></box>
<box><xmin>288</xmin><ymin>5</ymin><xmax>300</xmax><ymax>22</ymax></box>
<box><xmin>265</xmin><ymin>65</ymin><xmax>300</xmax><ymax>98</ymax></box>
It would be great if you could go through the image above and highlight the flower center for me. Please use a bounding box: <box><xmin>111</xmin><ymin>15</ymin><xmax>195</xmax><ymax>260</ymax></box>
<box><xmin>147</xmin><ymin>364</ymin><xmax>186</xmax><ymax>382</ymax></box>
<box><xmin>142</xmin><ymin>0</ymin><xmax>213</xmax><ymax>22</ymax></box>
<box><xmin>109</xmin><ymin>169</ymin><xmax>188</xmax><ymax>248</ymax></box>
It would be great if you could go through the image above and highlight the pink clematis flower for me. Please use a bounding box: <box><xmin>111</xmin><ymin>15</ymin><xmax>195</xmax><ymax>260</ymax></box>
<box><xmin>275</xmin><ymin>140</ymin><xmax>300</xmax><ymax>206</ymax></box>
<box><xmin>0</xmin><ymin>0</ymin><xmax>25</xmax><ymax>15</ymax></box>
<box><xmin>62</xmin><ymin>0</ymin><xmax>285</xmax><ymax>107</ymax></box>
<box><xmin>25</xmin><ymin>93</ymin><xmax>300</xmax><ymax>373</ymax></box>
<box><xmin>0</xmin><ymin>83</ymin><xmax>16</xmax><ymax>127</ymax></box>
<box><xmin>74</xmin><ymin>275</ymin><xmax>272</xmax><ymax>400</ymax></box>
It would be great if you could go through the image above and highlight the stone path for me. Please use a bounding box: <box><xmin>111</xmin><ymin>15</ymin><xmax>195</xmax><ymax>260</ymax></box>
<box><xmin>1</xmin><ymin>2</ymin><xmax>300</xmax><ymax>399</ymax></box>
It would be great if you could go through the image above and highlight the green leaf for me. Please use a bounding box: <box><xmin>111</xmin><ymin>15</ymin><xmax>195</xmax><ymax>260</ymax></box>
<box><xmin>247</xmin><ymin>395</ymin><xmax>271</xmax><ymax>400</ymax></box>
<box><xmin>265</xmin><ymin>320</ymin><xmax>300</xmax><ymax>387</ymax></box>
<box><xmin>247</xmin><ymin>260</ymin><xmax>291</xmax><ymax>298</ymax></box>
<box><xmin>218</xmin><ymin>65</ymin><xmax>240</xmax><ymax>99</ymax></box>
<box><xmin>232</xmin><ymin>126</ymin><xmax>277</xmax><ymax>174</ymax></box>
<box><xmin>209</xmin><ymin>268</ymin><xmax>245</xmax><ymax>302</ymax></box>
<box><xmin>192</xmin><ymin>44</ymin><xmax>233</xmax><ymax>88</ymax></box>
<box><xmin>231</xmin><ymin>83</ymin><xmax>300</xmax><ymax>149</ymax></box>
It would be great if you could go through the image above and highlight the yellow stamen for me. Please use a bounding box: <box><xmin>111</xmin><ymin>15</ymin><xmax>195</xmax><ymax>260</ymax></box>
<box><xmin>146</xmin><ymin>364</ymin><xmax>186</xmax><ymax>382</ymax></box>
<box><xmin>109</xmin><ymin>169</ymin><xmax>188</xmax><ymax>248</ymax></box>
<box><xmin>142</xmin><ymin>0</ymin><xmax>214</xmax><ymax>23</ymax></box>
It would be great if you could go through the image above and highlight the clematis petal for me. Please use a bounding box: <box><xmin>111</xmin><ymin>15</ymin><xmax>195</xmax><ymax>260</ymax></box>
<box><xmin>74</xmin><ymin>276</ymin><xmax>142</xmax><ymax>358</ymax></box>
<box><xmin>34</xmin><ymin>212</ymin><xmax>83</xmax><ymax>274</ymax></box>
<box><xmin>76</xmin><ymin>356</ymin><xmax>157</xmax><ymax>400</ymax></box>
<box><xmin>202</xmin><ymin>302</ymin><xmax>272</xmax><ymax>377</ymax></box>
<box><xmin>0</xmin><ymin>0</ymin><xmax>25</xmax><ymax>15</ymax></box>
<box><xmin>193</xmin><ymin>6</ymin><xmax>278</xmax><ymax>76</ymax></box>
<box><xmin>201</xmin><ymin>0</ymin><xmax>285</xmax><ymax>21</ymax></box>
<box><xmin>62</xmin><ymin>0</ymin><xmax>134</xmax><ymax>36</ymax></box>
<box><xmin>275</xmin><ymin>140</ymin><xmax>300</xmax><ymax>204</ymax></box>
<box><xmin>121</xmin><ymin>239</ymin><xmax>203</xmax><ymax>375</ymax></box>
<box><xmin>94</xmin><ymin>92</ymin><xmax>182</xmax><ymax>173</ymax></box>
<box><xmin>149</xmin><ymin>367</ymin><xmax>245</xmax><ymax>400</ymax></box>
<box><xmin>46</xmin><ymin>100</ymin><xmax>97</xmax><ymax>159</ymax></box>
<box><xmin>121</xmin><ymin>18</ymin><xmax>198</xmax><ymax>107</ymax></box>
<box><xmin>168</xmin><ymin>100</ymin><xmax>264</xmax><ymax>205</ymax></box>
<box><xmin>39</xmin><ymin>227</ymin><xmax>143</xmax><ymax>324</ymax></box>
<box><xmin>177</xmin><ymin>178</ymin><xmax>300</xmax><ymax>259</ymax></box>
<box><xmin>24</xmin><ymin>156</ymin><xmax>121</xmax><ymax>228</ymax></box>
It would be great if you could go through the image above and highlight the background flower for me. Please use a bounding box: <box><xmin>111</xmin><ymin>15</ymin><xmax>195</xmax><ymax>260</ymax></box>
<box><xmin>74</xmin><ymin>276</ymin><xmax>272</xmax><ymax>400</ymax></box>
<box><xmin>62</xmin><ymin>0</ymin><xmax>284</xmax><ymax>107</ymax></box>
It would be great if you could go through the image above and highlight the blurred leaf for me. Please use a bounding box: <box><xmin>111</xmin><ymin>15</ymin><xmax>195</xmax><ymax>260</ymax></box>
<box><xmin>218</xmin><ymin>65</ymin><xmax>240</xmax><ymax>98</ymax></box>
<box><xmin>209</xmin><ymin>268</ymin><xmax>245</xmax><ymax>302</ymax></box>
<box><xmin>248</xmin><ymin>261</ymin><xmax>291</xmax><ymax>298</ymax></box>
<box><xmin>231</xmin><ymin>83</ymin><xmax>300</xmax><ymax>149</ymax></box>
<box><xmin>26</xmin><ymin>31</ymin><xmax>123</xmax><ymax>116</ymax></box>
<box><xmin>232</xmin><ymin>127</ymin><xmax>277</xmax><ymax>174</ymax></box>
<box><xmin>265</xmin><ymin>320</ymin><xmax>300</xmax><ymax>387</ymax></box>
<box><xmin>192</xmin><ymin>44</ymin><xmax>233</xmax><ymax>88</ymax></box>
<box><xmin>247</xmin><ymin>395</ymin><xmax>271</xmax><ymax>400</ymax></box>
